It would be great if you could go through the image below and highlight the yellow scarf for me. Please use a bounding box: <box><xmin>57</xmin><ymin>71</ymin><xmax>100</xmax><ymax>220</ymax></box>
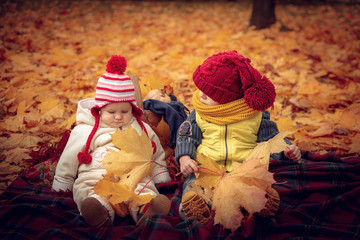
<box><xmin>192</xmin><ymin>89</ymin><xmax>259</xmax><ymax>125</ymax></box>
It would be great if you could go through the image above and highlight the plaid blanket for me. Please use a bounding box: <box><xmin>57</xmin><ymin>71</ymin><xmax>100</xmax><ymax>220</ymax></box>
<box><xmin>0</xmin><ymin>151</ymin><xmax>359</xmax><ymax>240</ymax></box>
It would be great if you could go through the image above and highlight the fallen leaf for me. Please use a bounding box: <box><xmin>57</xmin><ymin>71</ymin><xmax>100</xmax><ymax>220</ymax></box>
<box><xmin>194</xmin><ymin>154</ymin><xmax>276</xmax><ymax>232</ymax></box>
<box><xmin>94</xmin><ymin>176</ymin><xmax>155</xmax><ymax>216</ymax></box>
<box><xmin>246</xmin><ymin>132</ymin><xmax>291</xmax><ymax>166</ymax></box>
<box><xmin>307</xmin><ymin>123</ymin><xmax>335</xmax><ymax>138</ymax></box>
<box><xmin>0</xmin><ymin>134</ymin><xmax>42</xmax><ymax>149</ymax></box>
<box><xmin>100</xmin><ymin>126</ymin><xmax>154</xmax><ymax>191</ymax></box>
<box><xmin>349</xmin><ymin>134</ymin><xmax>360</xmax><ymax>154</ymax></box>
<box><xmin>275</xmin><ymin>117</ymin><xmax>297</xmax><ymax>133</ymax></box>
<box><xmin>2</xmin><ymin>147</ymin><xmax>31</xmax><ymax>164</ymax></box>
<box><xmin>194</xmin><ymin>153</ymin><xmax>226</xmax><ymax>189</ymax></box>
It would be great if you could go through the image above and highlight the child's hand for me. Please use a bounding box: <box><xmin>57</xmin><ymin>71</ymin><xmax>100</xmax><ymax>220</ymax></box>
<box><xmin>284</xmin><ymin>145</ymin><xmax>301</xmax><ymax>162</ymax></box>
<box><xmin>179</xmin><ymin>155</ymin><xmax>199</xmax><ymax>177</ymax></box>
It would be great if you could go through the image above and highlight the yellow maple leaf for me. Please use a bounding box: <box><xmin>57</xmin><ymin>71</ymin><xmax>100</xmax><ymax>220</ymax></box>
<box><xmin>193</xmin><ymin>154</ymin><xmax>277</xmax><ymax>232</ymax></box>
<box><xmin>246</xmin><ymin>132</ymin><xmax>291</xmax><ymax>166</ymax></box>
<box><xmin>94</xmin><ymin>126</ymin><xmax>156</xmax><ymax>216</ymax></box>
<box><xmin>193</xmin><ymin>132</ymin><xmax>289</xmax><ymax>231</ymax></box>
<box><xmin>94</xmin><ymin>176</ymin><xmax>155</xmax><ymax>217</ymax></box>
<box><xmin>101</xmin><ymin>126</ymin><xmax>154</xmax><ymax>191</ymax></box>
<box><xmin>194</xmin><ymin>153</ymin><xmax>226</xmax><ymax>189</ymax></box>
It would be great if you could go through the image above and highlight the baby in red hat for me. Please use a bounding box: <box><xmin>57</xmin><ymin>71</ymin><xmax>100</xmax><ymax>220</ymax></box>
<box><xmin>175</xmin><ymin>50</ymin><xmax>301</xmax><ymax>224</ymax></box>
<box><xmin>52</xmin><ymin>55</ymin><xmax>171</xmax><ymax>227</ymax></box>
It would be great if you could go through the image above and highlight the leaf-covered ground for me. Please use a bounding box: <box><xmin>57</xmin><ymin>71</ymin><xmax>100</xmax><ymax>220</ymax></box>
<box><xmin>0</xmin><ymin>1</ymin><xmax>359</xmax><ymax>193</ymax></box>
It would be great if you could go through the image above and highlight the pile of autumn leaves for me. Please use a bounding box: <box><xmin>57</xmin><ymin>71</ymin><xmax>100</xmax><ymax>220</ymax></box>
<box><xmin>0</xmin><ymin>1</ymin><xmax>359</xmax><ymax>193</ymax></box>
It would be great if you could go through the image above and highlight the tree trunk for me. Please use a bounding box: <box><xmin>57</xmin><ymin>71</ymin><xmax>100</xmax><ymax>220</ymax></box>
<box><xmin>249</xmin><ymin>0</ymin><xmax>276</xmax><ymax>30</ymax></box>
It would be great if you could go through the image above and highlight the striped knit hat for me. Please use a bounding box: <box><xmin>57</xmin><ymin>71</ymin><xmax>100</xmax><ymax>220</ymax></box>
<box><xmin>94</xmin><ymin>56</ymin><xmax>138</xmax><ymax>109</ymax></box>
<box><xmin>77</xmin><ymin>55</ymin><xmax>150</xmax><ymax>164</ymax></box>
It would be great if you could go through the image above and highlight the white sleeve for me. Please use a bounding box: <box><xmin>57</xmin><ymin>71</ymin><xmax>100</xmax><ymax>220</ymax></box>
<box><xmin>51</xmin><ymin>125</ymin><xmax>90</xmax><ymax>192</ymax></box>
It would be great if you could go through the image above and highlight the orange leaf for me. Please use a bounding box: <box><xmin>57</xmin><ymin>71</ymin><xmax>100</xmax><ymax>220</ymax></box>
<box><xmin>307</xmin><ymin>123</ymin><xmax>334</xmax><ymax>138</ymax></box>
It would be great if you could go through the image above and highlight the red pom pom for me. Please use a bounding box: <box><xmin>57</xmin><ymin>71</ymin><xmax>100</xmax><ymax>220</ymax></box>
<box><xmin>244</xmin><ymin>76</ymin><xmax>276</xmax><ymax>111</ymax></box>
<box><xmin>77</xmin><ymin>151</ymin><xmax>92</xmax><ymax>164</ymax></box>
<box><xmin>106</xmin><ymin>55</ymin><xmax>127</xmax><ymax>74</ymax></box>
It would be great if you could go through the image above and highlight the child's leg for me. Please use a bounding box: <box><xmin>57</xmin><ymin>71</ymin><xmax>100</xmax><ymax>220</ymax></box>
<box><xmin>81</xmin><ymin>195</ymin><xmax>113</xmax><ymax>228</ymax></box>
<box><xmin>182</xmin><ymin>173</ymin><xmax>196</xmax><ymax>194</ymax></box>
<box><xmin>179</xmin><ymin>173</ymin><xmax>196</xmax><ymax>220</ymax></box>
<box><xmin>136</xmin><ymin>194</ymin><xmax>171</xmax><ymax>225</ymax></box>
<box><xmin>73</xmin><ymin>171</ymin><xmax>115</xmax><ymax>227</ymax></box>
<box><xmin>132</xmin><ymin>176</ymin><xmax>171</xmax><ymax>225</ymax></box>
<box><xmin>179</xmin><ymin>173</ymin><xmax>212</xmax><ymax>224</ymax></box>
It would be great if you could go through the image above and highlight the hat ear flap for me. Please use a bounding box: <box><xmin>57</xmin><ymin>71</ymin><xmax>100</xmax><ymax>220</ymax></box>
<box><xmin>77</xmin><ymin>108</ymin><xmax>100</xmax><ymax>164</ymax></box>
<box><xmin>244</xmin><ymin>76</ymin><xmax>276</xmax><ymax>111</ymax></box>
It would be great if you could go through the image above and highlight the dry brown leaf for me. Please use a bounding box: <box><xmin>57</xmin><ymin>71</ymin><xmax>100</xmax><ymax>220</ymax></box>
<box><xmin>0</xmin><ymin>134</ymin><xmax>42</xmax><ymax>149</ymax></box>
<box><xmin>336</xmin><ymin>109</ymin><xmax>359</xmax><ymax>130</ymax></box>
<box><xmin>307</xmin><ymin>123</ymin><xmax>335</xmax><ymax>138</ymax></box>
<box><xmin>189</xmin><ymin>182</ymin><xmax>213</xmax><ymax>205</ymax></box>
<box><xmin>0</xmin><ymin>162</ymin><xmax>23</xmax><ymax>176</ymax></box>
<box><xmin>349</xmin><ymin>134</ymin><xmax>360</xmax><ymax>154</ymax></box>
<box><xmin>2</xmin><ymin>147</ymin><xmax>31</xmax><ymax>164</ymax></box>
<box><xmin>0</xmin><ymin>116</ymin><xmax>25</xmax><ymax>132</ymax></box>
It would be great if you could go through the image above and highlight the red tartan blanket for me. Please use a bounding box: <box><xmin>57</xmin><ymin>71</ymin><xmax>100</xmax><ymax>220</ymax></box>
<box><xmin>0</xmin><ymin>151</ymin><xmax>359</xmax><ymax>240</ymax></box>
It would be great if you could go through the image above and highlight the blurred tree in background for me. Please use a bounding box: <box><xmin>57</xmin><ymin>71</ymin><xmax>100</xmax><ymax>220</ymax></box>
<box><xmin>250</xmin><ymin>0</ymin><xmax>276</xmax><ymax>29</ymax></box>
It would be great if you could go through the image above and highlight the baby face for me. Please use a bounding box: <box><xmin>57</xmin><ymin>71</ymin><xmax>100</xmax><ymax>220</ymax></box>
<box><xmin>199</xmin><ymin>91</ymin><xmax>220</xmax><ymax>106</ymax></box>
<box><xmin>100</xmin><ymin>102</ymin><xmax>133</xmax><ymax>128</ymax></box>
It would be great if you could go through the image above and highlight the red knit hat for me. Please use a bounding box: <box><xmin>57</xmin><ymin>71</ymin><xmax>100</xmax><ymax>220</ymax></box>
<box><xmin>77</xmin><ymin>55</ymin><xmax>154</xmax><ymax>164</ymax></box>
<box><xmin>193</xmin><ymin>50</ymin><xmax>276</xmax><ymax>111</ymax></box>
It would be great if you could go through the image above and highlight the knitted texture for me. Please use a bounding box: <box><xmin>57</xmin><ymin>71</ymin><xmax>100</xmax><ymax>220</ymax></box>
<box><xmin>193</xmin><ymin>50</ymin><xmax>276</xmax><ymax>111</ymax></box>
<box><xmin>94</xmin><ymin>55</ymin><xmax>137</xmax><ymax>109</ymax></box>
<box><xmin>94</xmin><ymin>73</ymin><xmax>136</xmax><ymax>109</ymax></box>
<box><xmin>106</xmin><ymin>55</ymin><xmax>126</xmax><ymax>74</ymax></box>
<box><xmin>192</xmin><ymin>90</ymin><xmax>259</xmax><ymax>125</ymax></box>
<box><xmin>77</xmin><ymin>55</ymin><xmax>148</xmax><ymax>164</ymax></box>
